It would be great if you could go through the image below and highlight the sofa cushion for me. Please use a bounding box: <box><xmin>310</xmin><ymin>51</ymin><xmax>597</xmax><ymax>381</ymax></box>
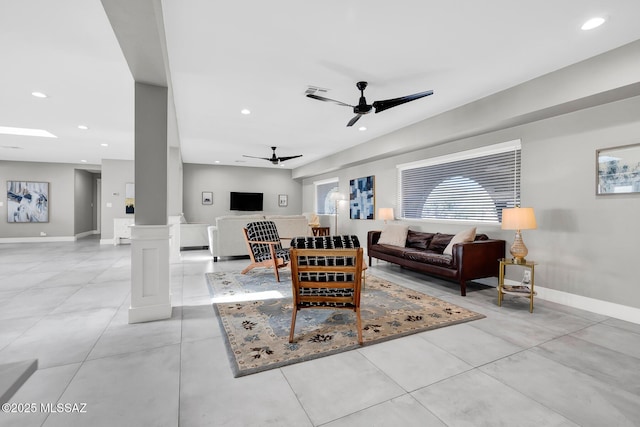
<box><xmin>404</xmin><ymin>250</ymin><xmax>454</xmax><ymax>267</ymax></box>
<box><xmin>427</xmin><ymin>233</ymin><xmax>455</xmax><ymax>253</ymax></box>
<box><xmin>377</xmin><ymin>224</ymin><xmax>409</xmax><ymax>247</ymax></box>
<box><xmin>443</xmin><ymin>227</ymin><xmax>477</xmax><ymax>255</ymax></box>
<box><xmin>371</xmin><ymin>243</ymin><xmax>410</xmax><ymax>258</ymax></box>
<box><xmin>406</xmin><ymin>230</ymin><xmax>435</xmax><ymax>250</ymax></box>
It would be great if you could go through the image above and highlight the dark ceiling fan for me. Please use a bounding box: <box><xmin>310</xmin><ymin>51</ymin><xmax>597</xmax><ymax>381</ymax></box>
<box><xmin>306</xmin><ymin>81</ymin><xmax>434</xmax><ymax>127</ymax></box>
<box><xmin>242</xmin><ymin>146</ymin><xmax>303</xmax><ymax>165</ymax></box>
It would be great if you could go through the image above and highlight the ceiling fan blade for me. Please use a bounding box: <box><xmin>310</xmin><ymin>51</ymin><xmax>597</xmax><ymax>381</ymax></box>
<box><xmin>306</xmin><ymin>94</ymin><xmax>353</xmax><ymax>108</ymax></box>
<box><xmin>347</xmin><ymin>114</ymin><xmax>363</xmax><ymax>127</ymax></box>
<box><xmin>372</xmin><ymin>90</ymin><xmax>434</xmax><ymax>113</ymax></box>
<box><xmin>242</xmin><ymin>155</ymin><xmax>271</xmax><ymax>161</ymax></box>
<box><xmin>278</xmin><ymin>155</ymin><xmax>303</xmax><ymax>162</ymax></box>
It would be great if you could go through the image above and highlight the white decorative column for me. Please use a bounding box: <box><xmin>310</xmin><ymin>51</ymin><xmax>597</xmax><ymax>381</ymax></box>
<box><xmin>101</xmin><ymin>2</ymin><xmax>175</xmax><ymax>322</ymax></box>
<box><xmin>128</xmin><ymin>82</ymin><xmax>171</xmax><ymax>324</ymax></box>
<box><xmin>129</xmin><ymin>225</ymin><xmax>172</xmax><ymax>323</ymax></box>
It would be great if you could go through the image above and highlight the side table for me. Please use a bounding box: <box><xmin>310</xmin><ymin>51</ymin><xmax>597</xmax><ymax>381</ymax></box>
<box><xmin>497</xmin><ymin>258</ymin><xmax>537</xmax><ymax>313</ymax></box>
<box><xmin>312</xmin><ymin>227</ymin><xmax>330</xmax><ymax>236</ymax></box>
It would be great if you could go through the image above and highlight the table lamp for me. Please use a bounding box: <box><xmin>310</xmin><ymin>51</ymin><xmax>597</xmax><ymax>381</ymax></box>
<box><xmin>378</xmin><ymin>208</ymin><xmax>394</xmax><ymax>224</ymax></box>
<box><xmin>501</xmin><ymin>207</ymin><xmax>537</xmax><ymax>264</ymax></box>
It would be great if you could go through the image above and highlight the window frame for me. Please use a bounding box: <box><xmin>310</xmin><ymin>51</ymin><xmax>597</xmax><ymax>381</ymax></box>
<box><xmin>314</xmin><ymin>177</ymin><xmax>339</xmax><ymax>215</ymax></box>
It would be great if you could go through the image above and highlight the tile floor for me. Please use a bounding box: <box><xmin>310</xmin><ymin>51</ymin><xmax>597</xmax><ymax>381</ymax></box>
<box><xmin>0</xmin><ymin>236</ymin><xmax>639</xmax><ymax>426</ymax></box>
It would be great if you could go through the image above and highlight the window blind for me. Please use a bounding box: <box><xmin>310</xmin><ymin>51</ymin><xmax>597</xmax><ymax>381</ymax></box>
<box><xmin>398</xmin><ymin>141</ymin><xmax>521</xmax><ymax>223</ymax></box>
<box><xmin>315</xmin><ymin>178</ymin><xmax>339</xmax><ymax>214</ymax></box>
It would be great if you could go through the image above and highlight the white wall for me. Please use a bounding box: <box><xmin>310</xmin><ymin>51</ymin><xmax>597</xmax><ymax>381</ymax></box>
<box><xmin>182</xmin><ymin>163</ymin><xmax>302</xmax><ymax>224</ymax></box>
<box><xmin>100</xmin><ymin>159</ymin><xmax>134</xmax><ymax>241</ymax></box>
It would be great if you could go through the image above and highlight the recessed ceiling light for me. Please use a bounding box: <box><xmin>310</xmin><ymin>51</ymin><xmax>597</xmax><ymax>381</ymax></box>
<box><xmin>0</xmin><ymin>126</ymin><xmax>57</xmax><ymax>138</ymax></box>
<box><xmin>31</xmin><ymin>91</ymin><xmax>48</xmax><ymax>98</ymax></box>
<box><xmin>581</xmin><ymin>17</ymin><xmax>606</xmax><ymax>30</ymax></box>
<box><xmin>214</xmin><ymin>160</ymin><xmax>220</xmax><ymax>164</ymax></box>
<box><xmin>80</xmin><ymin>160</ymin><xmax>87</xmax><ymax>163</ymax></box>
<box><xmin>78</xmin><ymin>125</ymin><xmax>89</xmax><ymax>130</ymax></box>
<box><xmin>241</xmin><ymin>108</ymin><xmax>251</xmax><ymax>115</ymax></box>
<box><xmin>359</xmin><ymin>126</ymin><xmax>367</xmax><ymax>131</ymax></box>
<box><xmin>101</xmin><ymin>143</ymin><xmax>109</xmax><ymax>147</ymax></box>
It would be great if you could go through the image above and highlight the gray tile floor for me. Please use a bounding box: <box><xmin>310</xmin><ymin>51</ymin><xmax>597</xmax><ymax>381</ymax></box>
<box><xmin>1</xmin><ymin>236</ymin><xmax>639</xmax><ymax>426</ymax></box>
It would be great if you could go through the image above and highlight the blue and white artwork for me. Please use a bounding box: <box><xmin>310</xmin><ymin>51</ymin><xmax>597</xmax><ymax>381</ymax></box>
<box><xmin>349</xmin><ymin>176</ymin><xmax>375</xmax><ymax>220</ymax></box>
<box><xmin>7</xmin><ymin>181</ymin><xmax>49</xmax><ymax>223</ymax></box>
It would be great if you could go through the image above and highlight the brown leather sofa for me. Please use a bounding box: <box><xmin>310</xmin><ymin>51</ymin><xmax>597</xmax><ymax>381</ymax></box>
<box><xmin>367</xmin><ymin>229</ymin><xmax>505</xmax><ymax>296</ymax></box>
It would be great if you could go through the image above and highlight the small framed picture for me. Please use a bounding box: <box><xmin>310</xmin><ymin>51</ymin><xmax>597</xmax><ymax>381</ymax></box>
<box><xmin>202</xmin><ymin>191</ymin><xmax>213</xmax><ymax>205</ymax></box>
<box><xmin>596</xmin><ymin>143</ymin><xmax>640</xmax><ymax>195</ymax></box>
<box><xmin>278</xmin><ymin>194</ymin><xmax>288</xmax><ymax>207</ymax></box>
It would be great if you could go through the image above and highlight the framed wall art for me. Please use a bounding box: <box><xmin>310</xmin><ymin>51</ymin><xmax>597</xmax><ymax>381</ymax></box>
<box><xmin>7</xmin><ymin>181</ymin><xmax>49</xmax><ymax>223</ymax></box>
<box><xmin>278</xmin><ymin>194</ymin><xmax>288</xmax><ymax>207</ymax></box>
<box><xmin>349</xmin><ymin>176</ymin><xmax>375</xmax><ymax>219</ymax></box>
<box><xmin>597</xmin><ymin>143</ymin><xmax>640</xmax><ymax>195</ymax></box>
<box><xmin>125</xmin><ymin>182</ymin><xmax>135</xmax><ymax>214</ymax></box>
<box><xmin>202</xmin><ymin>191</ymin><xmax>213</xmax><ymax>205</ymax></box>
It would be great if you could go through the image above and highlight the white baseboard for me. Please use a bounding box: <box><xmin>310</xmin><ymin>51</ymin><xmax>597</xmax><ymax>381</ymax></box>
<box><xmin>0</xmin><ymin>236</ymin><xmax>76</xmax><ymax>243</ymax></box>
<box><xmin>75</xmin><ymin>230</ymin><xmax>98</xmax><ymax>239</ymax></box>
<box><xmin>504</xmin><ymin>279</ymin><xmax>640</xmax><ymax>325</ymax></box>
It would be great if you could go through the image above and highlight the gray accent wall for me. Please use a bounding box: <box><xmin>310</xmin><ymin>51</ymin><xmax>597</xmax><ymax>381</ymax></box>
<box><xmin>73</xmin><ymin>169</ymin><xmax>98</xmax><ymax>235</ymax></box>
<box><xmin>300</xmin><ymin>95</ymin><xmax>640</xmax><ymax>310</ymax></box>
<box><xmin>134</xmin><ymin>82</ymin><xmax>168</xmax><ymax>225</ymax></box>
<box><xmin>182</xmin><ymin>163</ymin><xmax>302</xmax><ymax>224</ymax></box>
<box><xmin>294</xmin><ymin>39</ymin><xmax>640</xmax><ymax>312</ymax></box>
<box><xmin>0</xmin><ymin>161</ymin><xmax>99</xmax><ymax>239</ymax></box>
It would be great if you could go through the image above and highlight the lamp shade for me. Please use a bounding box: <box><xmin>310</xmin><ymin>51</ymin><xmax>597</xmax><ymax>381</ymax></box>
<box><xmin>501</xmin><ymin>207</ymin><xmax>537</xmax><ymax>230</ymax></box>
<box><xmin>378</xmin><ymin>208</ymin><xmax>394</xmax><ymax>221</ymax></box>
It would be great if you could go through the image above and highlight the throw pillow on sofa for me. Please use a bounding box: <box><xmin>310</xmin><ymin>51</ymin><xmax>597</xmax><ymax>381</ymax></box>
<box><xmin>443</xmin><ymin>227</ymin><xmax>477</xmax><ymax>255</ymax></box>
<box><xmin>427</xmin><ymin>233</ymin><xmax>455</xmax><ymax>253</ymax></box>
<box><xmin>406</xmin><ymin>230</ymin><xmax>435</xmax><ymax>249</ymax></box>
<box><xmin>377</xmin><ymin>224</ymin><xmax>409</xmax><ymax>247</ymax></box>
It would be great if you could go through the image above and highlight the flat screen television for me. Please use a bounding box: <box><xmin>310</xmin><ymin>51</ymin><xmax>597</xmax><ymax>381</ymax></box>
<box><xmin>230</xmin><ymin>192</ymin><xmax>263</xmax><ymax>211</ymax></box>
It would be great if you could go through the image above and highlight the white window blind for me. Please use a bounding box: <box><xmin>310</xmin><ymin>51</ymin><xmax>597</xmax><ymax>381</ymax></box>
<box><xmin>398</xmin><ymin>141</ymin><xmax>521</xmax><ymax>223</ymax></box>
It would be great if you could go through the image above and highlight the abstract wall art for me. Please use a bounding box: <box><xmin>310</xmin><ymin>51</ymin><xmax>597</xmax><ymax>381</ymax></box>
<box><xmin>349</xmin><ymin>176</ymin><xmax>375</xmax><ymax>219</ymax></box>
<box><xmin>7</xmin><ymin>181</ymin><xmax>49</xmax><ymax>223</ymax></box>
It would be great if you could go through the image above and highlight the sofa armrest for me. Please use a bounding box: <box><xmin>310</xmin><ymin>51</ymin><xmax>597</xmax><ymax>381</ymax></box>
<box><xmin>453</xmin><ymin>239</ymin><xmax>506</xmax><ymax>279</ymax></box>
<box><xmin>367</xmin><ymin>230</ymin><xmax>382</xmax><ymax>263</ymax></box>
<box><xmin>367</xmin><ymin>230</ymin><xmax>382</xmax><ymax>247</ymax></box>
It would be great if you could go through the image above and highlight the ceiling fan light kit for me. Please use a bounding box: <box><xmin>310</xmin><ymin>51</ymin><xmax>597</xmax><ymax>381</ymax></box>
<box><xmin>306</xmin><ymin>81</ymin><xmax>434</xmax><ymax>127</ymax></box>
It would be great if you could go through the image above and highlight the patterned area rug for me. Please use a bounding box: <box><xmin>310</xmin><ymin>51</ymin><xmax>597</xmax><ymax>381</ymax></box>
<box><xmin>206</xmin><ymin>270</ymin><xmax>485</xmax><ymax>377</ymax></box>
